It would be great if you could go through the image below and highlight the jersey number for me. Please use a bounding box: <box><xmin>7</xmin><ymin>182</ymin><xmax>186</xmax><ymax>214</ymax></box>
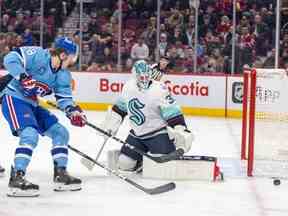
<box><xmin>128</xmin><ymin>98</ymin><xmax>145</xmax><ymax>126</ymax></box>
<box><xmin>25</xmin><ymin>47</ymin><xmax>37</xmax><ymax>56</ymax></box>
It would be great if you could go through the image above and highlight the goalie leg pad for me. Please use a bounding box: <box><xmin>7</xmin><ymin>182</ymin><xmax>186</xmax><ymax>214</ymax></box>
<box><xmin>107</xmin><ymin>149</ymin><xmax>120</xmax><ymax>172</ymax></box>
<box><xmin>143</xmin><ymin>155</ymin><xmax>221</xmax><ymax>181</ymax></box>
<box><xmin>118</xmin><ymin>154</ymin><xmax>138</xmax><ymax>171</ymax></box>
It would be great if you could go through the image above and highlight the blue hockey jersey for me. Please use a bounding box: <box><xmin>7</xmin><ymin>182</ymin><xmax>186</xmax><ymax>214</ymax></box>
<box><xmin>3</xmin><ymin>46</ymin><xmax>74</xmax><ymax>110</ymax></box>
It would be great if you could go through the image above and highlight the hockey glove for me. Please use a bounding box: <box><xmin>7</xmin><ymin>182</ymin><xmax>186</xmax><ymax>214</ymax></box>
<box><xmin>167</xmin><ymin>125</ymin><xmax>194</xmax><ymax>153</ymax></box>
<box><xmin>65</xmin><ymin>105</ymin><xmax>86</xmax><ymax>127</ymax></box>
<box><xmin>20</xmin><ymin>74</ymin><xmax>38</xmax><ymax>97</ymax></box>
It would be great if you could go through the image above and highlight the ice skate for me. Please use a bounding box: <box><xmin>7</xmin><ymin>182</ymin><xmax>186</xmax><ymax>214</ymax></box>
<box><xmin>53</xmin><ymin>166</ymin><xmax>82</xmax><ymax>192</ymax></box>
<box><xmin>7</xmin><ymin>168</ymin><xmax>39</xmax><ymax>197</ymax></box>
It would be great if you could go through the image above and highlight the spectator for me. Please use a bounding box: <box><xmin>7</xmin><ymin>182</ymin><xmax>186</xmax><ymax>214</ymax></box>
<box><xmin>184</xmin><ymin>14</ymin><xmax>195</xmax><ymax>29</ymax></box>
<box><xmin>31</xmin><ymin>15</ymin><xmax>49</xmax><ymax>45</ymax></box>
<box><xmin>15</xmin><ymin>35</ymin><xmax>23</xmax><ymax>47</ymax></box>
<box><xmin>101</xmin><ymin>47</ymin><xmax>113</xmax><ymax>71</ymax></box>
<box><xmin>22</xmin><ymin>28</ymin><xmax>34</xmax><ymax>46</ymax></box>
<box><xmin>82</xmin><ymin>23</ymin><xmax>92</xmax><ymax>42</ymax></box>
<box><xmin>168</xmin><ymin>27</ymin><xmax>185</xmax><ymax>45</ymax></box>
<box><xmin>217</xmin><ymin>15</ymin><xmax>232</xmax><ymax>41</ymax></box>
<box><xmin>161</xmin><ymin>0</ymin><xmax>176</xmax><ymax>11</ymax></box>
<box><xmin>14</xmin><ymin>12</ymin><xmax>27</xmax><ymax>35</ymax></box>
<box><xmin>158</xmin><ymin>33</ymin><xmax>169</xmax><ymax>58</ymax></box>
<box><xmin>87</xmin><ymin>62</ymin><xmax>100</xmax><ymax>72</ymax></box>
<box><xmin>182</xmin><ymin>46</ymin><xmax>196</xmax><ymax>73</ymax></box>
<box><xmin>167</xmin><ymin>9</ymin><xmax>184</xmax><ymax>30</ymax></box>
<box><xmin>159</xmin><ymin>23</ymin><xmax>169</xmax><ymax>36</ymax></box>
<box><xmin>252</xmin><ymin>14</ymin><xmax>270</xmax><ymax>57</ymax></box>
<box><xmin>211</xmin><ymin>48</ymin><xmax>225</xmax><ymax>72</ymax></box>
<box><xmin>237</xmin><ymin>26</ymin><xmax>255</xmax><ymax>72</ymax></box>
<box><xmin>97</xmin><ymin>24</ymin><xmax>113</xmax><ymax>48</ymax></box>
<box><xmin>204</xmin><ymin>4</ymin><xmax>218</xmax><ymax>28</ymax></box>
<box><xmin>166</xmin><ymin>45</ymin><xmax>182</xmax><ymax>69</ymax></box>
<box><xmin>203</xmin><ymin>30</ymin><xmax>221</xmax><ymax>55</ymax></box>
<box><xmin>82</xmin><ymin>43</ymin><xmax>92</xmax><ymax>66</ymax></box>
<box><xmin>130</xmin><ymin>37</ymin><xmax>149</xmax><ymax>61</ymax></box>
<box><xmin>141</xmin><ymin>24</ymin><xmax>157</xmax><ymax>57</ymax></box>
<box><xmin>149</xmin><ymin>17</ymin><xmax>157</xmax><ymax>29</ymax></box>
<box><xmin>263</xmin><ymin>48</ymin><xmax>276</xmax><ymax>68</ymax></box>
<box><xmin>1</xmin><ymin>14</ymin><xmax>10</xmax><ymax>33</ymax></box>
<box><xmin>89</xmin><ymin>34</ymin><xmax>106</xmax><ymax>66</ymax></box>
<box><xmin>88</xmin><ymin>14</ymin><xmax>100</xmax><ymax>35</ymax></box>
<box><xmin>124</xmin><ymin>58</ymin><xmax>133</xmax><ymax>71</ymax></box>
<box><xmin>175</xmin><ymin>41</ymin><xmax>185</xmax><ymax>59</ymax></box>
<box><xmin>183</xmin><ymin>25</ymin><xmax>195</xmax><ymax>47</ymax></box>
<box><xmin>199</xmin><ymin>14</ymin><xmax>214</xmax><ymax>38</ymax></box>
<box><xmin>260</xmin><ymin>7</ymin><xmax>275</xmax><ymax>27</ymax></box>
<box><xmin>0</xmin><ymin>33</ymin><xmax>10</xmax><ymax>68</ymax></box>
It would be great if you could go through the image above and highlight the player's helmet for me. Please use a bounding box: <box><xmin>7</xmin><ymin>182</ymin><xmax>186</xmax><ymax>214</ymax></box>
<box><xmin>132</xmin><ymin>60</ymin><xmax>152</xmax><ymax>90</ymax></box>
<box><xmin>54</xmin><ymin>37</ymin><xmax>77</xmax><ymax>55</ymax></box>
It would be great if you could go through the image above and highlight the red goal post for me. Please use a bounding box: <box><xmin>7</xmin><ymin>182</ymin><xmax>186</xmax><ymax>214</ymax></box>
<box><xmin>241</xmin><ymin>68</ymin><xmax>288</xmax><ymax>177</ymax></box>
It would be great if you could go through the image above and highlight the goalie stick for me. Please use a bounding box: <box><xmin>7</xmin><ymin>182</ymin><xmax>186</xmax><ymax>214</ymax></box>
<box><xmin>40</xmin><ymin>98</ymin><xmax>184</xmax><ymax>163</ymax></box>
<box><xmin>85</xmin><ymin>121</ymin><xmax>185</xmax><ymax>163</ymax></box>
<box><xmin>68</xmin><ymin>144</ymin><xmax>176</xmax><ymax>195</ymax></box>
<box><xmin>80</xmin><ymin>136</ymin><xmax>109</xmax><ymax>170</ymax></box>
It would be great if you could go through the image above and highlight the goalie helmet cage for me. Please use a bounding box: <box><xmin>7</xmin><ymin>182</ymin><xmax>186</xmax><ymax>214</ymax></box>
<box><xmin>241</xmin><ymin>68</ymin><xmax>288</xmax><ymax>178</ymax></box>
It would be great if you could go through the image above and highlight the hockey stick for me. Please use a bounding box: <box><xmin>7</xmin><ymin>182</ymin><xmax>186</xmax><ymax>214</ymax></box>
<box><xmin>85</xmin><ymin>121</ymin><xmax>184</xmax><ymax>163</ymax></box>
<box><xmin>68</xmin><ymin>144</ymin><xmax>176</xmax><ymax>195</ymax></box>
<box><xmin>40</xmin><ymin>98</ymin><xmax>184</xmax><ymax>163</ymax></box>
<box><xmin>80</xmin><ymin>136</ymin><xmax>109</xmax><ymax>170</ymax></box>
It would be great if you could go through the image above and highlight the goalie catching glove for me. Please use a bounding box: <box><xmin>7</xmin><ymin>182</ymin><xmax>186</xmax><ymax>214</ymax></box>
<box><xmin>65</xmin><ymin>105</ymin><xmax>86</xmax><ymax>127</ymax></box>
<box><xmin>167</xmin><ymin>125</ymin><xmax>194</xmax><ymax>153</ymax></box>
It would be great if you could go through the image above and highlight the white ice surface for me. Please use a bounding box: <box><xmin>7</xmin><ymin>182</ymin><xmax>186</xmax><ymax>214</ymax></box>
<box><xmin>0</xmin><ymin>110</ymin><xmax>287</xmax><ymax>216</ymax></box>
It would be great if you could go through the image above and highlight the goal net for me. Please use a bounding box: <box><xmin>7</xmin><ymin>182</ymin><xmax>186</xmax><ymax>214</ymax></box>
<box><xmin>241</xmin><ymin>68</ymin><xmax>288</xmax><ymax>178</ymax></box>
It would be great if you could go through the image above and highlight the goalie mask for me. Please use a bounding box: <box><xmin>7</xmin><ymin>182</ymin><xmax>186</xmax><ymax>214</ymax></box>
<box><xmin>132</xmin><ymin>60</ymin><xmax>152</xmax><ymax>90</ymax></box>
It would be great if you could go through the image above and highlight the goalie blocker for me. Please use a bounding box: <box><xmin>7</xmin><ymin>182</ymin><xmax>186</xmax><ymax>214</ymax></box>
<box><xmin>108</xmin><ymin>150</ymin><xmax>223</xmax><ymax>181</ymax></box>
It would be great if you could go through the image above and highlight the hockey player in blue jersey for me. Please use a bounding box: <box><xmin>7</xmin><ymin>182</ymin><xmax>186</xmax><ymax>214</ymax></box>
<box><xmin>101</xmin><ymin>60</ymin><xmax>194</xmax><ymax>172</ymax></box>
<box><xmin>2</xmin><ymin>37</ymin><xmax>86</xmax><ymax>197</ymax></box>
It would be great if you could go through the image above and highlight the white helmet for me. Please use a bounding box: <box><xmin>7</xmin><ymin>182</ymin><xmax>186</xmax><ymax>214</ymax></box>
<box><xmin>132</xmin><ymin>60</ymin><xmax>152</xmax><ymax>90</ymax></box>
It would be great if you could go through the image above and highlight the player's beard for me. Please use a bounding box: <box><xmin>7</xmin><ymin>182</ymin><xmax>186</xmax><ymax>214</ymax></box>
<box><xmin>61</xmin><ymin>55</ymin><xmax>77</xmax><ymax>69</ymax></box>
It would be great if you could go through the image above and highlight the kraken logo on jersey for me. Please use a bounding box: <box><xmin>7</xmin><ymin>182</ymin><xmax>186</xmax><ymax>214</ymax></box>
<box><xmin>128</xmin><ymin>98</ymin><xmax>145</xmax><ymax>126</ymax></box>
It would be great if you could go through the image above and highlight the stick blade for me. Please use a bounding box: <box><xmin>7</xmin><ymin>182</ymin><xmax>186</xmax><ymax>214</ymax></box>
<box><xmin>145</xmin><ymin>182</ymin><xmax>176</xmax><ymax>195</ymax></box>
<box><xmin>155</xmin><ymin>149</ymin><xmax>185</xmax><ymax>163</ymax></box>
<box><xmin>80</xmin><ymin>157</ymin><xmax>95</xmax><ymax>171</ymax></box>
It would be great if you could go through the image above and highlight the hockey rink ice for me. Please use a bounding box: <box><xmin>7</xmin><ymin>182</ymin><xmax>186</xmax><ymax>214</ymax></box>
<box><xmin>0</xmin><ymin>110</ymin><xmax>287</xmax><ymax>216</ymax></box>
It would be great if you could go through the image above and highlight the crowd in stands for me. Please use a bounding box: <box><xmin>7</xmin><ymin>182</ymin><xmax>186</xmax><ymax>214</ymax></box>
<box><xmin>0</xmin><ymin>0</ymin><xmax>76</xmax><ymax>68</ymax></box>
<box><xmin>1</xmin><ymin>0</ymin><xmax>288</xmax><ymax>74</ymax></box>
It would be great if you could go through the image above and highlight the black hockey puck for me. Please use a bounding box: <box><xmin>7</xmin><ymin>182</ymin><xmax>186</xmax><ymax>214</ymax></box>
<box><xmin>273</xmin><ymin>179</ymin><xmax>281</xmax><ymax>186</ymax></box>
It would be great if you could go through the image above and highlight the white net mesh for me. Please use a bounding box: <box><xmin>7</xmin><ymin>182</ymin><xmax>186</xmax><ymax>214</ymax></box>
<box><xmin>252</xmin><ymin>69</ymin><xmax>288</xmax><ymax>178</ymax></box>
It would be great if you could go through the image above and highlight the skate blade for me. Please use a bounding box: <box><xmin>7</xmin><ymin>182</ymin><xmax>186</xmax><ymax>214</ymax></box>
<box><xmin>54</xmin><ymin>183</ymin><xmax>82</xmax><ymax>192</ymax></box>
<box><xmin>7</xmin><ymin>188</ymin><xmax>39</xmax><ymax>197</ymax></box>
